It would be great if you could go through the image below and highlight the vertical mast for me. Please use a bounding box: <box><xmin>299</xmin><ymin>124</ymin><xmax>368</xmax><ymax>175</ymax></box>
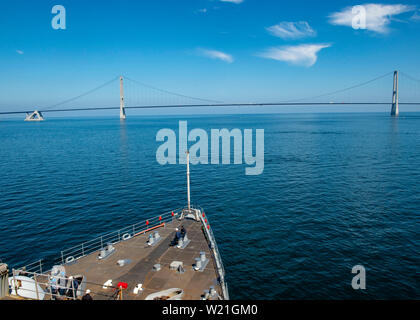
<box><xmin>120</xmin><ymin>76</ymin><xmax>126</xmax><ymax>120</ymax></box>
<box><xmin>391</xmin><ymin>70</ymin><xmax>399</xmax><ymax>116</ymax></box>
<box><xmin>187</xmin><ymin>150</ymin><xmax>191</xmax><ymax>211</ymax></box>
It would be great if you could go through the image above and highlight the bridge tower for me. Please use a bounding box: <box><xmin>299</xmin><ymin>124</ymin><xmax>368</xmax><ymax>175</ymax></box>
<box><xmin>391</xmin><ymin>70</ymin><xmax>399</xmax><ymax>116</ymax></box>
<box><xmin>25</xmin><ymin>110</ymin><xmax>44</xmax><ymax>121</ymax></box>
<box><xmin>120</xmin><ymin>76</ymin><xmax>126</xmax><ymax>120</ymax></box>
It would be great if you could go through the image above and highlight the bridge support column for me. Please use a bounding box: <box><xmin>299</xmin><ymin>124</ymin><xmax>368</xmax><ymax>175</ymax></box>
<box><xmin>391</xmin><ymin>70</ymin><xmax>399</xmax><ymax>116</ymax></box>
<box><xmin>25</xmin><ymin>110</ymin><xmax>44</xmax><ymax>121</ymax></box>
<box><xmin>120</xmin><ymin>76</ymin><xmax>126</xmax><ymax>120</ymax></box>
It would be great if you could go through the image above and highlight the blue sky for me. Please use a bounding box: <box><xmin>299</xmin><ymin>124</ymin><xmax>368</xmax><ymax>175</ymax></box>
<box><xmin>1</xmin><ymin>0</ymin><xmax>420</xmax><ymax>115</ymax></box>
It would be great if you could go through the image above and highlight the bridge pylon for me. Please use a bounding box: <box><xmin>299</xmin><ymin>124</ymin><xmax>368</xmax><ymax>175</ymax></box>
<box><xmin>391</xmin><ymin>70</ymin><xmax>399</xmax><ymax>116</ymax></box>
<box><xmin>25</xmin><ymin>110</ymin><xmax>44</xmax><ymax>121</ymax></box>
<box><xmin>120</xmin><ymin>76</ymin><xmax>126</xmax><ymax>120</ymax></box>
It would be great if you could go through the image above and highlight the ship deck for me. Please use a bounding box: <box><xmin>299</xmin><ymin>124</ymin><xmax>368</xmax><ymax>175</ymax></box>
<box><xmin>62</xmin><ymin>218</ymin><xmax>222</xmax><ymax>300</ymax></box>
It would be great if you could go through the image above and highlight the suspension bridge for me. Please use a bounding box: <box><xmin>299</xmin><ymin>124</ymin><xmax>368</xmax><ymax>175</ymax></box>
<box><xmin>1</xmin><ymin>70</ymin><xmax>420</xmax><ymax>121</ymax></box>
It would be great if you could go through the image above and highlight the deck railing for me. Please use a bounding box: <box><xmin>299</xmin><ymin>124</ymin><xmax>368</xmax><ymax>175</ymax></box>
<box><xmin>9</xmin><ymin>269</ymin><xmax>121</xmax><ymax>300</ymax></box>
<box><xmin>12</xmin><ymin>205</ymin><xmax>229</xmax><ymax>300</ymax></box>
<box><xmin>14</xmin><ymin>209</ymin><xmax>183</xmax><ymax>275</ymax></box>
<box><xmin>56</xmin><ymin>209</ymin><xmax>183</xmax><ymax>266</ymax></box>
<box><xmin>14</xmin><ymin>259</ymin><xmax>44</xmax><ymax>275</ymax></box>
<box><xmin>195</xmin><ymin>206</ymin><xmax>229</xmax><ymax>300</ymax></box>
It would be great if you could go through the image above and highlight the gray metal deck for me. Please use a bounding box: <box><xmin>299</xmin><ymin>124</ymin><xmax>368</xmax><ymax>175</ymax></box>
<box><xmin>63</xmin><ymin>218</ymin><xmax>222</xmax><ymax>300</ymax></box>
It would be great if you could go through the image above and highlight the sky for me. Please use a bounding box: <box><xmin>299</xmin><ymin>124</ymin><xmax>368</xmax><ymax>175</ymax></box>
<box><xmin>1</xmin><ymin>0</ymin><xmax>420</xmax><ymax>116</ymax></box>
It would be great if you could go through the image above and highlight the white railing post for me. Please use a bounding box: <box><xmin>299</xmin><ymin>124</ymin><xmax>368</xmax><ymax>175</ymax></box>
<box><xmin>12</xmin><ymin>269</ymin><xmax>18</xmax><ymax>297</ymax></box>
<box><xmin>49</xmin><ymin>277</ymin><xmax>53</xmax><ymax>300</ymax></box>
<box><xmin>34</xmin><ymin>272</ymin><xmax>40</xmax><ymax>300</ymax></box>
<box><xmin>71</xmin><ymin>277</ymin><xmax>76</xmax><ymax>300</ymax></box>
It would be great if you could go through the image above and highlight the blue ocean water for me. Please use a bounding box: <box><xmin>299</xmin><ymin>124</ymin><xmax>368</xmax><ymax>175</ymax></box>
<box><xmin>0</xmin><ymin>113</ymin><xmax>419</xmax><ymax>299</ymax></box>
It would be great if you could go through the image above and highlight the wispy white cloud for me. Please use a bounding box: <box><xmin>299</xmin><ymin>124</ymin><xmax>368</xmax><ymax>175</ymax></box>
<box><xmin>220</xmin><ymin>0</ymin><xmax>244</xmax><ymax>4</ymax></box>
<box><xmin>258</xmin><ymin>44</ymin><xmax>331</xmax><ymax>67</ymax></box>
<box><xmin>198</xmin><ymin>49</ymin><xmax>234</xmax><ymax>63</ymax></box>
<box><xmin>16</xmin><ymin>50</ymin><xmax>24</xmax><ymax>55</ymax></box>
<box><xmin>328</xmin><ymin>3</ymin><xmax>416</xmax><ymax>34</ymax></box>
<box><xmin>197</xmin><ymin>8</ymin><xmax>207</xmax><ymax>13</ymax></box>
<box><xmin>266</xmin><ymin>21</ymin><xmax>316</xmax><ymax>39</ymax></box>
<box><xmin>411</xmin><ymin>11</ymin><xmax>420</xmax><ymax>21</ymax></box>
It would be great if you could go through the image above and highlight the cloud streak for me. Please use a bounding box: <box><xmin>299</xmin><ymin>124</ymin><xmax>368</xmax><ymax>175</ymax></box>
<box><xmin>411</xmin><ymin>11</ymin><xmax>420</xmax><ymax>21</ymax></box>
<box><xmin>199</xmin><ymin>49</ymin><xmax>234</xmax><ymax>63</ymax></box>
<box><xmin>16</xmin><ymin>50</ymin><xmax>24</xmax><ymax>55</ymax></box>
<box><xmin>266</xmin><ymin>21</ymin><xmax>316</xmax><ymax>39</ymax></box>
<box><xmin>258</xmin><ymin>44</ymin><xmax>331</xmax><ymax>67</ymax></box>
<box><xmin>328</xmin><ymin>3</ymin><xmax>416</xmax><ymax>34</ymax></box>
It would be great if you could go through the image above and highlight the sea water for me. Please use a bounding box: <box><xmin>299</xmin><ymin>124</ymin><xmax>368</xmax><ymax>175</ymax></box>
<box><xmin>0</xmin><ymin>113</ymin><xmax>419</xmax><ymax>299</ymax></box>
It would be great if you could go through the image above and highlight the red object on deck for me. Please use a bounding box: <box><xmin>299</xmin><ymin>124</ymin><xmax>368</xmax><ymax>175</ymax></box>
<box><xmin>133</xmin><ymin>223</ymin><xmax>165</xmax><ymax>237</ymax></box>
<box><xmin>159</xmin><ymin>216</ymin><xmax>162</xmax><ymax>221</ymax></box>
<box><xmin>205</xmin><ymin>219</ymin><xmax>207</xmax><ymax>224</ymax></box>
<box><xmin>202</xmin><ymin>213</ymin><xmax>205</xmax><ymax>218</ymax></box>
<box><xmin>146</xmin><ymin>220</ymin><xmax>149</xmax><ymax>226</ymax></box>
<box><xmin>207</xmin><ymin>225</ymin><xmax>210</xmax><ymax>230</ymax></box>
<box><xmin>172</xmin><ymin>211</ymin><xmax>174</xmax><ymax>216</ymax></box>
<box><xmin>117</xmin><ymin>282</ymin><xmax>128</xmax><ymax>290</ymax></box>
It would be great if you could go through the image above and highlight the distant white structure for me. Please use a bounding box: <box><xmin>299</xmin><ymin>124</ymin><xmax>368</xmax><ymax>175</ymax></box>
<box><xmin>391</xmin><ymin>70</ymin><xmax>399</xmax><ymax>117</ymax></box>
<box><xmin>25</xmin><ymin>110</ymin><xmax>44</xmax><ymax>121</ymax></box>
<box><xmin>120</xmin><ymin>76</ymin><xmax>126</xmax><ymax>120</ymax></box>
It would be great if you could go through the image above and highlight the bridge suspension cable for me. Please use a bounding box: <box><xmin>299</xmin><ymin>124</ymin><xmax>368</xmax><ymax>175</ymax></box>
<box><xmin>41</xmin><ymin>76</ymin><xmax>120</xmax><ymax>111</ymax></box>
<box><xmin>400</xmin><ymin>72</ymin><xmax>420</xmax><ymax>84</ymax></box>
<box><xmin>399</xmin><ymin>71</ymin><xmax>420</xmax><ymax>104</ymax></box>
<box><xmin>123</xmin><ymin>76</ymin><xmax>223</xmax><ymax>104</ymax></box>
<box><xmin>285</xmin><ymin>71</ymin><xmax>394</xmax><ymax>103</ymax></box>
